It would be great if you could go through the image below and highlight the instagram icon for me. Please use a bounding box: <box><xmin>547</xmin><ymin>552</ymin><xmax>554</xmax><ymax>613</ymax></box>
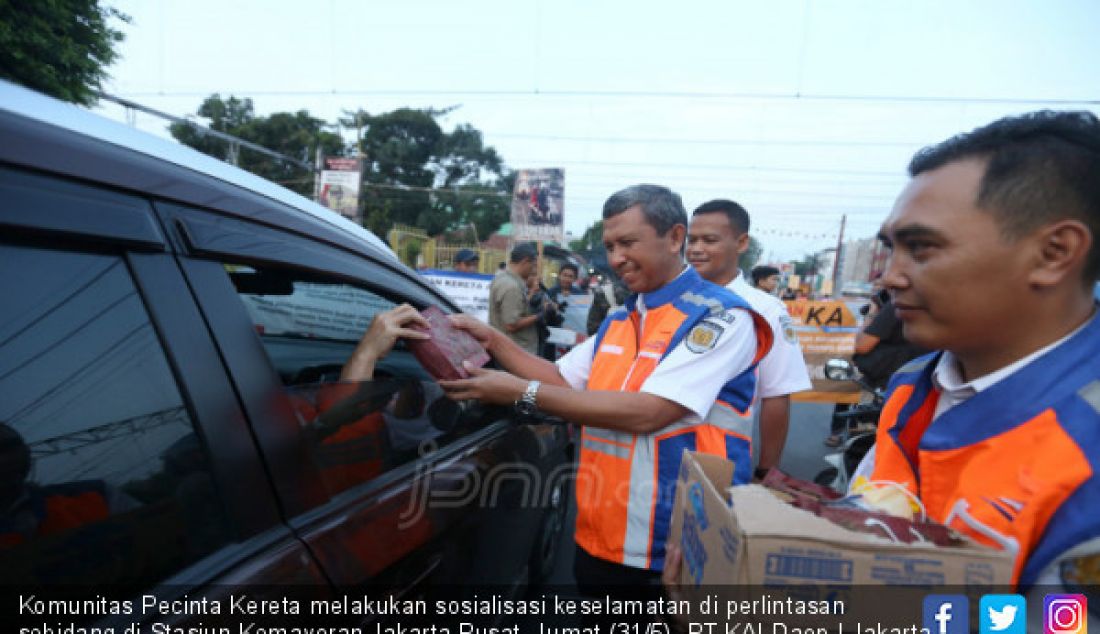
<box><xmin>1045</xmin><ymin>594</ymin><xmax>1088</xmax><ymax>634</ymax></box>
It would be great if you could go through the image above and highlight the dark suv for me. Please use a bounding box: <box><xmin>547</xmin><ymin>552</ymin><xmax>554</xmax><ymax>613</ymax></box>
<box><xmin>0</xmin><ymin>81</ymin><xmax>571</xmax><ymax>602</ymax></box>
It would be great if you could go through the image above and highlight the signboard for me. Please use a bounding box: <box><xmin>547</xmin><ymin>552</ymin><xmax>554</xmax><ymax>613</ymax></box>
<box><xmin>420</xmin><ymin>269</ymin><xmax>493</xmax><ymax>323</ymax></box>
<box><xmin>785</xmin><ymin>299</ymin><xmax>862</xmax><ymax>403</ymax></box>
<box><xmin>510</xmin><ymin>168</ymin><xmax>564</xmax><ymax>244</ymax></box>
<box><xmin>318</xmin><ymin>157</ymin><xmax>361</xmax><ymax>221</ymax></box>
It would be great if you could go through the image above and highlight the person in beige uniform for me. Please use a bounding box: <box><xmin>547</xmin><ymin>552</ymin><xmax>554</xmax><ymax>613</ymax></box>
<box><xmin>488</xmin><ymin>242</ymin><xmax>539</xmax><ymax>354</ymax></box>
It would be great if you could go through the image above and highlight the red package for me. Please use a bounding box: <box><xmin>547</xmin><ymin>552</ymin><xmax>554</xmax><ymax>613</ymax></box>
<box><xmin>406</xmin><ymin>306</ymin><xmax>490</xmax><ymax>381</ymax></box>
<box><xmin>761</xmin><ymin>468</ymin><xmax>842</xmax><ymax>502</ymax></box>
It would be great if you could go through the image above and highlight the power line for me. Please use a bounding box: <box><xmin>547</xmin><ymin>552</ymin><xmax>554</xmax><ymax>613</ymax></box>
<box><xmin>487</xmin><ymin>131</ymin><xmax>924</xmax><ymax>148</ymax></box>
<box><xmin>505</xmin><ymin>157</ymin><xmax>903</xmax><ymax>177</ymax></box>
<box><xmin>115</xmin><ymin>88</ymin><xmax>1100</xmax><ymax>106</ymax></box>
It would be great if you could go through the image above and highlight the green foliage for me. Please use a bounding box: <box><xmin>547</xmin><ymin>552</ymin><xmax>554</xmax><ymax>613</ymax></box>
<box><xmin>173</xmin><ymin>98</ymin><xmax>510</xmax><ymax>238</ymax></box>
<box><xmin>738</xmin><ymin>236</ymin><xmax>764</xmax><ymax>272</ymax></box>
<box><xmin>571</xmin><ymin>221</ymin><xmax>609</xmax><ymax>273</ymax></box>
<box><xmin>170</xmin><ymin>95</ymin><xmax>343</xmax><ymax>196</ymax></box>
<box><xmin>0</xmin><ymin>0</ymin><xmax>129</xmax><ymax>105</ymax></box>
<box><xmin>793</xmin><ymin>252</ymin><xmax>820</xmax><ymax>277</ymax></box>
<box><xmin>345</xmin><ymin>108</ymin><xmax>508</xmax><ymax>239</ymax></box>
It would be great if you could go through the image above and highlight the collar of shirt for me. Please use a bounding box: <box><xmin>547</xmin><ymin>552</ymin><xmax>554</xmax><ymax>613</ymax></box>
<box><xmin>932</xmin><ymin>310</ymin><xmax>1097</xmax><ymax>418</ymax></box>
<box><xmin>634</xmin><ymin>265</ymin><xmax>692</xmax><ymax>316</ymax></box>
<box><xmin>730</xmin><ymin>270</ymin><xmax>751</xmax><ymax>295</ymax></box>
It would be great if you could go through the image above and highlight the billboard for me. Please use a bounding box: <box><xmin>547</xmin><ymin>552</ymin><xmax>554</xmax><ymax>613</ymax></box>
<box><xmin>511</xmin><ymin>168</ymin><xmax>564</xmax><ymax>244</ymax></box>
<box><xmin>318</xmin><ymin>157</ymin><xmax>361</xmax><ymax>222</ymax></box>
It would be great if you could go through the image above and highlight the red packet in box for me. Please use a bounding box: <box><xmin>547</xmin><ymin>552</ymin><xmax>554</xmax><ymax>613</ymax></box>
<box><xmin>406</xmin><ymin>305</ymin><xmax>490</xmax><ymax>380</ymax></box>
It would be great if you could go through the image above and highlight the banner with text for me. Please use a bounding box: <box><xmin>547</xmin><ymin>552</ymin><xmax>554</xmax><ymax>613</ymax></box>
<box><xmin>785</xmin><ymin>299</ymin><xmax>862</xmax><ymax>403</ymax></box>
<box><xmin>420</xmin><ymin>269</ymin><xmax>493</xmax><ymax>323</ymax></box>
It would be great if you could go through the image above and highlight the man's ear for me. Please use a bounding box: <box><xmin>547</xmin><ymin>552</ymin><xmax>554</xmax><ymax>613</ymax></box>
<box><xmin>667</xmin><ymin>224</ymin><xmax>687</xmax><ymax>254</ymax></box>
<box><xmin>736</xmin><ymin>232</ymin><xmax>750</xmax><ymax>256</ymax></box>
<box><xmin>1029</xmin><ymin>219</ymin><xmax>1092</xmax><ymax>287</ymax></box>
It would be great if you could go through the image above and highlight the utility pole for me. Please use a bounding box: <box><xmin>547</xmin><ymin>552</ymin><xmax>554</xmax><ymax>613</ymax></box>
<box><xmin>832</xmin><ymin>214</ymin><xmax>846</xmax><ymax>298</ymax></box>
<box><xmin>313</xmin><ymin>145</ymin><xmax>324</xmax><ymax>202</ymax></box>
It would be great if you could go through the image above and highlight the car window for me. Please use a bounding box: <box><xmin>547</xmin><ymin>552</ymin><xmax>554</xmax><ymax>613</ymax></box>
<box><xmin>224</xmin><ymin>264</ymin><xmax>487</xmax><ymax>497</ymax></box>
<box><xmin>0</xmin><ymin>243</ymin><xmax>234</xmax><ymax>585</ymax></box>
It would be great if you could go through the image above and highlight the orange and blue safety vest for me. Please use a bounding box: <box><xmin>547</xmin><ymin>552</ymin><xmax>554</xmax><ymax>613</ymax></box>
<box><xmin>870</xmin><ymin>317</ymin><xmax>1100</xmax><ymax>587</ymax></box>
<box><xmin>0</xmin><ymin>481</ymin><xmax>111</xmax><ymax>548</ymax></box>
<box><xmin>576</xmin><ymin>267</ymin><xmax>772</xmax><ymax>570</ymax></box>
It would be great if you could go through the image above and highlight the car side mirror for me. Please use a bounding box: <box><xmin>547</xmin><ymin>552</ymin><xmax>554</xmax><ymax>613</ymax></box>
<box><xmin>824</xmin><ymin>358</ymin><xmax>855</xmax><ymax>381</ymax></box>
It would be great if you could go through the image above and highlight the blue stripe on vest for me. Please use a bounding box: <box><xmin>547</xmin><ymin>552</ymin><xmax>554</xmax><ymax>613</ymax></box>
<box><xmin>649</xmin><ymin>433</ymin><xmax>698</xmax><ymax>571</ymax></box>
<box><xmin>1021</xmin><ymin>396</ymin><xmax>1100</xmax><ymax>586</ymax></box>
<box><xmin>923</xmin><ymin>315</ymin><xmax>1100</xmax><ymax>450</ymax></box>
<box><xmin>726</xmin><ymin>434</ymin><xmax>754</xmax><ymax>485</ymax></box>
<box><xmin>718</xmin><ymin>372</ymin><xmax>758</xmax><ymax>414</ymax></box>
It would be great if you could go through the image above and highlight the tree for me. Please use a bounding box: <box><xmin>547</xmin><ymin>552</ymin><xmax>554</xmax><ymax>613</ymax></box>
<box><xmin>571</xmin><ymin>221</ymin><xmax>609</xmax><ymax>275</ymax></box>
<box><xmin>0</xmin><ymin>0</ymin><xmax>128</xmax><ymax>106</ymax></box>
<box><xmin>793</xmin><ymin>252</ymin><xmax>820</xmax><ymax>277</ymax></box>
<box><xmin>344</xmin><ymin>108</ymin><xmax>509</xmax><ymax>238</ymax></box>
<box><xmin>170</xmin><ymin>95</ymin><xmax>344</xmax><ymax>197</ymax></box>
<box><xmin>738</xmin><ymin>236</ymin><xmax>764</xmax><ymax>272</ymax></box>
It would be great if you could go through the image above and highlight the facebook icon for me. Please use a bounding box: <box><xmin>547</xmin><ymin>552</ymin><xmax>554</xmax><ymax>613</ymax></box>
<box><xmin>923</xmin><ymin>595</ymin><xmax>970</xmax><ymax>634</ymax></box>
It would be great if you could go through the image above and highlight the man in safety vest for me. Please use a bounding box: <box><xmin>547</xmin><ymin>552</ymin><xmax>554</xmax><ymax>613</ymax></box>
<box><xmin>854</xmin><ymin>110</ymin><xmax>1100</xmax><ymax>591</ymax></box>
<box><xmin>665</xmin><ymin>110</ymin><xmax>1100</xmax><ymax>606</ymax></box>
<box><xmin>441</xmin><ymin>184</ymin><xmax>772</xmax><ymax>597</ymax></box>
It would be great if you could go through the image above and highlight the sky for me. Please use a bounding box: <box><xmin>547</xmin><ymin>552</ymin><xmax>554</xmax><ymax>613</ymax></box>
<box><xmin>93</xmin><ymin>0</ymin><xmax>1100</xmax><ymax>262</ymax></box>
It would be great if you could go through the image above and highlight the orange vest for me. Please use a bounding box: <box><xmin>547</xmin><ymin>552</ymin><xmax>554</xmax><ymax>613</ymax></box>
<box><xmin>0</xmin><ymin>481</ymin><xmax>111</xmax><ymax>548</ymax></box>
<box><xmin>293</xmin><ymin>382</ymin><xmax>390</xmax><ymax>493</ymax></box>
<box><xmin>870</xmin><ymin>324</ymin><xmax>1100</xmax><ymax>587</ymax></box>
<box><xmin>575</xmin><ymin>268</ymin><xmax>771</xmax><ymax>570</ymax></box>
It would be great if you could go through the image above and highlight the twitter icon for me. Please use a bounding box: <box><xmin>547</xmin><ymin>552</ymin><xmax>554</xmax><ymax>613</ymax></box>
<box><xmin>981</xmin><ymin>594</ymin><xmax>1027</xmax><ymax>634</ymax></box>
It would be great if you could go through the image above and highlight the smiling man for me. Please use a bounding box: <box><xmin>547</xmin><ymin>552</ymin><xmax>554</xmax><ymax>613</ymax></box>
<box><xmin>855</xmin><ymin>111</ymin><xmax>1100</xmax><ymax>590</ymax></box>
<box><xmin>439</xmin><ymin>184</ymin><xmax>772</xmax><ymax>600</ymax></box>
<box><xmin>687</xmin><ymin>200</ymin><xmax>811</xmax><ymax>480</ymax></box>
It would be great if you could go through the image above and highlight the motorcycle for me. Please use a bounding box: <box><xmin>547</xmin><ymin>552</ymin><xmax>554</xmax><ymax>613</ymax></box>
<box><xmin>814</xmin><ymin>358</ymin><xmax>886</xmax><ymax>493</ymax></box>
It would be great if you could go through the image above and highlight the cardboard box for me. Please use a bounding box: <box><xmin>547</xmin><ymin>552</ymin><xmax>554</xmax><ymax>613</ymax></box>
<box><xmin>668</xmin><ymin>451</ymin><xmax>1014</xmax><ymax>589</ymax></box>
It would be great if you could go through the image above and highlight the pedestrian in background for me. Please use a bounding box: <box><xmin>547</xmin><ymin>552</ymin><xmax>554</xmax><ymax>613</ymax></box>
<box><xmin>688</xmin><ymin>199</ymin><xmax>811</xmax><ymax>480</ymax></box>
<box><xmin>488</xmin><ymin>243</ymin><xmax>539</xmax><ymax>354</ymax></box>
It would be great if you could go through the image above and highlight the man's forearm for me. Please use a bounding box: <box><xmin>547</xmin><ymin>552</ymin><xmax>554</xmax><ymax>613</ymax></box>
<box><xmin>757</xmin><ymin>395</ymin><xmax>790</xmax><ymax>470</ymax></box>
<box><xmin>534</xmin><ymin>383</ymin><xmax>687</xmax><ymax>434</ymax></box>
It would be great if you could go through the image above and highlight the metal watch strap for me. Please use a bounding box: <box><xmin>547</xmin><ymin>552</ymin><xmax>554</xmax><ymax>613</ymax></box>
<box><xmin>523</xmin><ymin>380</ymin><xmax>540</xmax><ymax>407</ymax></box>
<box><xmin>515</xmin><ymin>380</ymin><xmax>540</xmax><ymax>414</ymax></box>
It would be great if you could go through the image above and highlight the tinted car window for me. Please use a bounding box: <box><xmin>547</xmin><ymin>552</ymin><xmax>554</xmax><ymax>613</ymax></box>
<box><xmin>0</xmin><ymin>244</ymin><xmax>234</xmax><ymax>585</ymax></box>
<box><xmin>225</xmin><ymin>264</ymin><xmax>479</xmax><ymax>497</ymax></box>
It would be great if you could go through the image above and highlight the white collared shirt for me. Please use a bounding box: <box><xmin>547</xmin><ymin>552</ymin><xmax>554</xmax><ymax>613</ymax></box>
<box><xmin>853</xmin><ymin>311</ymin><xmax>1096</xmax><ymax>485</ymax></box>
<box><xmin>931</xmin><ymin>315</ymin><xmax>1094</xmax><ymax>419</ymax></box>
<box><xmin>729</xmin><ymin>272</ymin><xmax>812</xmax><ymax>400</ymax></box>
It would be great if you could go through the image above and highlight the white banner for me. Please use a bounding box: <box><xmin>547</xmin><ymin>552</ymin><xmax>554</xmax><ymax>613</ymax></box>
<box><xmin>420</xmin><ymin>269</ymin><xmax>493</xmax><ymax>323</ymax></box>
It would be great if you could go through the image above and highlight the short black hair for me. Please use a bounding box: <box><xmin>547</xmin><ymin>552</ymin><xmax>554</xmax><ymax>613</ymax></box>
<box><xmin>751</xmin><ymin>265</ymin><xmax>780</xmax><ymax>285</ymax></box>
<box><xmin>692</xmin><ymin>199</ymin><xmax>750</xmax><ymax>235</ymax></box>
<box><xmin>558</xmin><ymin>262</ymin><xmax>578</xmax><ymax>276</ymax></box>
<box><xmin>909</xmin><ymin>110</ymin><xmax>1100</xmax><ymax>280</ymax></box>
<box><xmin>510</xmin><ymin>242</ymin><xmax>538</xmax><ymax>263</ymax></box>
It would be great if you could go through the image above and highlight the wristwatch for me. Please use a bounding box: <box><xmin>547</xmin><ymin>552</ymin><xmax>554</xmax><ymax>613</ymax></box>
<box><xmin>514</xmin><ymin>380</ymin><xmax>541</xmax><ymax>416</ymax></box>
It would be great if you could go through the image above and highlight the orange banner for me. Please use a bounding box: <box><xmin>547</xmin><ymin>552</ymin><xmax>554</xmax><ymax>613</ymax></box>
<box><xmin>785</xmin><ymin>299</ymin><xmax>862</xmax><ymax>404</ymax></box>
